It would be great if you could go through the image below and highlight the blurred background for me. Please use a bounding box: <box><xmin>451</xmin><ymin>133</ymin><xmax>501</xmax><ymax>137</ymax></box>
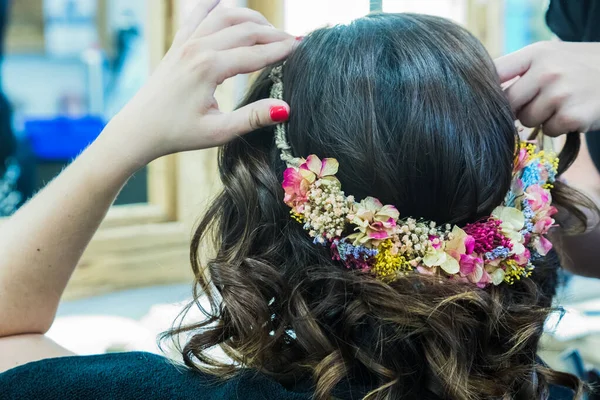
<box><xmin>2</xmin><ymin>0</ymin><xmax>599</xmax><ymax>387</ymax></box>
<box><xmin>2</xmin><ymin>0</ymin><xmax>149</xmax><ymax>214</ymax></box>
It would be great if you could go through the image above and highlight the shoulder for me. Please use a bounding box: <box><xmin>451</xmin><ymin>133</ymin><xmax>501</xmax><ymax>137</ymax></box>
<box><xmin>0</xmin><ymin>352</ymin><xmax>311</xmax><ymax>400</ymax></box>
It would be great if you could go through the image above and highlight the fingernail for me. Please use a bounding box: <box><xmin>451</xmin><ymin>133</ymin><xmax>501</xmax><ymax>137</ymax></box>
<box><xmin>270</xmin><ymin>106</ymin><xmax>289</xmax><ymax>122</ymax></box>
<box><xmin>295</xmin><ymin>36</ymin><xmax>304</xmax><ymax>41</ymax></box>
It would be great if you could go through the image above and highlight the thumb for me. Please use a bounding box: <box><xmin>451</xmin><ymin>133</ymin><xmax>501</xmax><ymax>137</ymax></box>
<box><xmin>220</xmin><ymin>99</ymin><xmax>290</xmax><ymax>138</ymax></box>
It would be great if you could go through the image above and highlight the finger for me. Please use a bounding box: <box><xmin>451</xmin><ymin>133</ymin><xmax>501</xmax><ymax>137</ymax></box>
<box><xmin>503</xmin><ymin>73</ymin><xmax>541</xmax><ymax>114</ymax></box>
<box><xmin>543</xmin><ymin>110</ymin><xmax>588</xmax><ymax>137</ymax></box>
<box><xmin>199</xmin><ymin>22</ymin><xmax>292</xmax><ymax>51</ymax></box>
<box><xmin>494</xmin><ymin>45</ymin><xmax>536</xmax><ymax>83</ymax></box>
<box><xmin>541</xmin><ymin>112</ymin><xmax>567</xmax><ymax>137</ymax></box>
<box><xmin>214</xmin><ymin>39</ymin><xmax>296</xmax><ymax>84</ymax></box>
<box><xmin>192</xmin><ymin>6</ymin><xmax>271</xmax><ymax>39</ymax></box>
<box><xmin>172</xmin><ymin>0</ymin><xmax>221</xmax><ymax>48</ymax></box>
<box><xmin>517</xmin><ymin>95</ymin><xmax>556</xmax><ymax>128</ymax></box>
<box><xmin>209</xmin><ymin>100</ymin><xmax>290</xmax><ymax>141</ymax></box>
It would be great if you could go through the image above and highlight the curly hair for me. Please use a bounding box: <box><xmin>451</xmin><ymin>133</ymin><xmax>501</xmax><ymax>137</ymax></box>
<box><xmin>165</xmin><ymin>13</ymin><xmax>595</xmax><ymax>400</ymax></box>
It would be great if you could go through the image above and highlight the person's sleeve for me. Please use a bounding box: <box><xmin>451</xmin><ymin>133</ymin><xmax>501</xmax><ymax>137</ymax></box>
<box><xmin>0</xmin><ymin>351</ymin><xmax>312</xmax><ymax>400</ymax></box>
<box><xmin>0</xmin><ymin>352</ymin><xmax>202</xmax><ymax>400</ymax></box>
<box><xmin>545</xmin><ymin>0</ymin><xmax>587</xmax><ymax>41</ymax></box>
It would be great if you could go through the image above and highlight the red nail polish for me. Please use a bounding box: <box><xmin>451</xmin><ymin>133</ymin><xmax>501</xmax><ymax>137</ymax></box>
<box><xmin>270</xmin><ymin>106</ymin><xmax>289</xmax><ymax>122</ymax></box>
<box><xmin>295</xmin><ymin>36</ymin><xmax>304</xmax><ymax>41</ymax></box>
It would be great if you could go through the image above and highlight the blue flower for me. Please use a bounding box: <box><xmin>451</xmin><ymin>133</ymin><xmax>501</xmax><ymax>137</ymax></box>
<box><xmin>521</xmin><ymin>163</ymin><xmax>542</xmax><ymax>189</ymax></box>
<box><xmin>484</xmin><ymin>246</ymin><xmax>511</xmax><ymax>261</ymax></box>
<box><xmin>545</xmin><ymin>161</ymin><xmax>557</xmax><ymax>183</ymax></box>
<box><xmin>504</xmin><ymin>191</ymin><xmax>517</xmax><ymax>208</ymax></box>
<box><xmin>313</xmin><ymin>236</ymin><xmax>327</xmax><ymax>246</ymax></box>
<box><xmin>530</xmin><ymin>251</ymin><xmax>543</xmax><ymax>262</ymax></box>
<box><xmin>335</xmin><ymin>239</ymin><xmax>378</xmax><ymax>261</ymax></box>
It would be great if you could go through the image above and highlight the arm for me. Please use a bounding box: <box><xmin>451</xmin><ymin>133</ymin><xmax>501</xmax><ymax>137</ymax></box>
<box><xmin>0</xmin><ymin>0</ymin><xmax>293</xmax><ymax>369</ymax></box>
<box><xmin>0</xmin><ymin>123</ymin><xmax>142</xmax><ymax>337</ymax></box>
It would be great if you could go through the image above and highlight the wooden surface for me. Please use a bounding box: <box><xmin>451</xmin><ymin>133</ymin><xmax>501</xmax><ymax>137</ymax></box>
<box><xmin>66</xmin><ymin>222</ymin><xmax>192</xmax><ymax>300</ymax></box>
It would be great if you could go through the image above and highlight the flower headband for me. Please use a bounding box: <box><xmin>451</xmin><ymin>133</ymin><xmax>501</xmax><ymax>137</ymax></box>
<box><xmin>269</xmin><ymin>65</ymin><xmax>558</xmax><ymax>287</ymax></box>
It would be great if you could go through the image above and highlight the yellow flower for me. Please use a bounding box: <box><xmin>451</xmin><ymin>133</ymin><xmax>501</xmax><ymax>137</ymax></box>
<box><xmin>373</xmin><ymin>239</ymin><xmax>411</xmax><ymax>281</ymax></box>
<box><xmin>502</xmin><ymin>259</ymin><xmax>531</xmax><ymax>284</ymax></box>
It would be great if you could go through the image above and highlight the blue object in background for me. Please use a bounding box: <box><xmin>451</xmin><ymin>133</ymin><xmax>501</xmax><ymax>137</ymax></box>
<box><xmin>504</xmin><ymin>0</ymin><xmax>534</xmax><ymax>54</ymax></box>
<box><xmin>504</xmin><ymin>0</ymin><xmax>553</xmax><ymax>55</ymax></box>
<box><xmin>25</xmin><ymin>116</ymin><xmax>105</xmax><ymax>161</ymax></box>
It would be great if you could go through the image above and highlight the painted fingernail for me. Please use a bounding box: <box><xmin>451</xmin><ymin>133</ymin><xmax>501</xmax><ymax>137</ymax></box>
<box><xmin>295</xmin><ymin>36</ymin><xmax>304</xmax><ymax>41</ymax></box>
<box><xmin>270</xmin><ymin>106</ymin><xmax>289</xmax><ymax>122</ymax></box>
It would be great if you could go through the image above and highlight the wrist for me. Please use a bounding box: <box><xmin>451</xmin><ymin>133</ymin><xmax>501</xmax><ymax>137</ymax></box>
<box><xmin>76</xmin><ymin>121</ymin><xmax>151</xmax><ymax>189</ymax></box>
<box><xmin>96</xmin><ymin>115</ymin><xmax>158</xmax><ymax>173</ymax></box>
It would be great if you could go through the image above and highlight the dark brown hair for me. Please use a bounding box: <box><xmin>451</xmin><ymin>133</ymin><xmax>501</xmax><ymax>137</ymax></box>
<box><xmin>165</xmin><ymin>13</ymin><xmax>595</xmax><ymax>400</ymax></box>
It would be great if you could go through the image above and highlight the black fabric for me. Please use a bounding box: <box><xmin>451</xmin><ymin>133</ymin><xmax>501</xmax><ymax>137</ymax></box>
<box><xmin>546</xmin><ymin>0</ymin><xmax>600</xmax><ymax>172</ymax></box>
<box><xmin>0</xmin><ymin>352</ymin><xmax>312</xmax><ymax>400</ymax></box>
<box><xmin>0</xmin><ymin>352</ymin><xmax>577</xmax><ymax>399</ymax></box>
<box><xmin>546</xmin><ymin>0</ymin><xmax>600</xmax><ymax>42</ymax></box>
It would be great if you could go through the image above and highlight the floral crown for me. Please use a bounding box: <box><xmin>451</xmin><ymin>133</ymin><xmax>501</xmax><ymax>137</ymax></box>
<box><xmin>269</xmin><ymin>65</ymin><xmax>559</xmax><ymax>287</ymax></box>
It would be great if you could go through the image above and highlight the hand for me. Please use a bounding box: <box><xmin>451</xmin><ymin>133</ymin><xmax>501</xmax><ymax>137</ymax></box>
<box><xmin>109</xmin><ymin>0</ymin><xmax>295</xmax><ymax>163</ymax></box>
<box><xmin>495</xmin><ymin>41</ymin><xmax>600</xmax><ymax>137</ymax></box>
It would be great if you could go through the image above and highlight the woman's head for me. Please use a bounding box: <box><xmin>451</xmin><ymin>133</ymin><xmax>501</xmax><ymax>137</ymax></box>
<box><xmin>168</xmin><ymin>13</ymin><xmax>591</xmax><ymax>400</ymax></box>
<box><xmin>282</xmin><ymin>13</ymin><xmax>515</xmax><ymax>225</ymax></box>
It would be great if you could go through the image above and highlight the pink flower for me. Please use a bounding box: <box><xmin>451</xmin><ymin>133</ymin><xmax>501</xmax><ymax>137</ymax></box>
<box><xmin>477</xmin><ymin>269</ymin><xmax>494</xmax><ymax>288</ymax></box>
<box><xmin>464</xmin><ymin>235</ymin><xmax>475</xmax><ymax>254</ymax></box>
<box><xmin>300</xmin><ymin>154</ymin><xmax>339</xmax><ymax>180</ymax></box>
<box><xmin>347</xmin><ymin>197</ymin><xmax>399</xmax><ymax>245</ymax></box>
<box><xmin>464</xmin><ymin>219</ymin><xmax>512</xmax><ymax>254</ymax></box>
<box><xmin>539</xmin><ymin>163</ymin><xmax>550</xmax><ymax>183</ymax></box>
<box><xmin>533</xmin><ymin>236</ymin><xmax>553</xmax><ymax>256</ymax></box>
<box><xmin>282</xmin><ymin>155</ymin><xmax>339</xmax><ymax>212</ymax></box>
<box><xmin>459</xmin><ymin>254</ymin><xmax>484</xmax><ymax>284</ymax></box>
<box><xmin>416</xmin><ymin>265</ymin><xmax>437</xmax><ymax>276</ymax></box>
<box><xmin>514</xmin><ymin>148</ymin><xmax>529</xmax><ymax>173</ymax></box>
<box><xmin>533</xmin><ymin>215</ymin><xmax>554</xmax><ymax>235</ymax></box>
<box><xmin>526</xmin><ymin>185</ymin><xmax>550</xmax><ymax>212</ymax></box>
<box><xmin>429</xmin><ymin>235</ymin><xmax>442</xmax><ymax>249</ymax></box>
<box><xmin>445</xmin><ymin>226</ymin><xmax>475</xmax><ymax>259</ymax></box>
<box><xmin>423</xmin><ymin>226</ymin><xmax>473</xmax><ymax>275</ymax></box>
<box><xmin>532</xmin><ymin>204</ymin><xmax>557</xmax><ymax>235</ymax></box>
<box><xmin>282</xmin><ymin>168</ymin><xmax>311</xmax><ymax>211</ymax></box>
<box><xmin>513</xmin><ymin>248</ymin><xmax>531</xmax><ymax>266</ymax></box>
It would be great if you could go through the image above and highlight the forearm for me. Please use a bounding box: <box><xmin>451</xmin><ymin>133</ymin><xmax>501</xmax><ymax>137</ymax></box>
<box><xmin>0</xmin><ymin>119</ymin><xmax>144</xmax><ymax>336</ymax></box>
